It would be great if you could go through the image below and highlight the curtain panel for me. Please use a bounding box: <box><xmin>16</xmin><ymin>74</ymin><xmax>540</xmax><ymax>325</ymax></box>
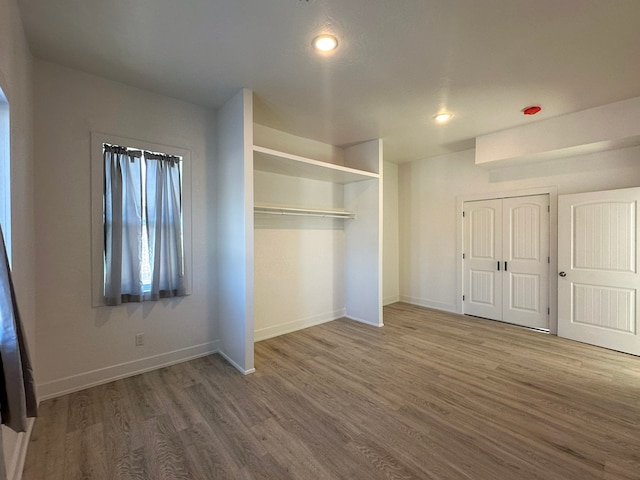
<box><xmin>103</xmin><ymin>145</ymin><xmax>143</xmax><ymax>305</ymax></box>
<box><xmin>0</xmin><ymin>223</ymin><xmax>38</xmax><ymax>479</ymax></box>
<box><xmin>145</xmin><ymin>152</ymin><xmax>186</xmax><ymax>300</ymax></box>
<box><xmin>0</xmin><ymin>224</ymin><xmax>37</xmax><ymax>429</ymax></box>
<box><xmin>103</xmin><ymin>144</ymin><xmax>185</xmax><ymax>305</ymax></box>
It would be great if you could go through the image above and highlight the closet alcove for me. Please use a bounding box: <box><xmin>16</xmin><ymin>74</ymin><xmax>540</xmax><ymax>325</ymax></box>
<box><xmin>215</xmin><ymin>89</ymin><xmax>383</xmax><ymax>374</ymax></box>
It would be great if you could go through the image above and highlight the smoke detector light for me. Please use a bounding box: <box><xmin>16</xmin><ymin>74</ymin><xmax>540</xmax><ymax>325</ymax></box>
<box><xmin>434</xmin><ymin>112</ymin><xmax>453</xmax><ymax>123</ymax></box>
<box><xmin>313</xmin><ymin>34</ymin><xmax>338</xmax><ymax>52</ymax></box>
<box><xmin>522</xmin><ymin>105</ymin><xmax>542</xmax><ymax>115</ymax></box>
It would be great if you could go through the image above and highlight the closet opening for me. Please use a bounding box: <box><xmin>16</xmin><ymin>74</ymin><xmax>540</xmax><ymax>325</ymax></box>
<box><xmin>458</xmin><ymin>189</ymin><xmax>558</xmax><ymax>332</ymax></box>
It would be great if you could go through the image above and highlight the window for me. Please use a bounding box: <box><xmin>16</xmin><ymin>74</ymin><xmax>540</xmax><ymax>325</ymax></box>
<box><xmin>91</xmin><ymin>133</ymin><xmax>192</xmax><ymax>306</ymax></box>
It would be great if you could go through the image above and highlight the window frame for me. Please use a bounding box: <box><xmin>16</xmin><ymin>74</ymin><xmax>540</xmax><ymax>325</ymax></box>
<box><xmin>0</xmin><ymin>87</ymin><xmax>10</xmax><ymax>264</ymax></box>
<box><xmin>91</xmin><ymin>132</ymin><xmax>193</xmax><ymax>307</ymax></box>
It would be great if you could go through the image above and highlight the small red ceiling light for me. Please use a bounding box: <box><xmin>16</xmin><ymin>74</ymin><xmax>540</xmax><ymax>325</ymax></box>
<box><xmin>522</xmin><ymin>105</ymin><xmax>542</xmax><ymax>116</ymax></box>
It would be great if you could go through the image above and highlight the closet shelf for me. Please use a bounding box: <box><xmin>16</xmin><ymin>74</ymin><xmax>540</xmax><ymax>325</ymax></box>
<box><xmin>253</xmin><ymin>145</ymin><xmax>379</xmax><ymax>184</ymax></box>
<box><xmin>254</xmin><ymin>204</ymin><xmax>356</xmax><ymax>219</ymax></box>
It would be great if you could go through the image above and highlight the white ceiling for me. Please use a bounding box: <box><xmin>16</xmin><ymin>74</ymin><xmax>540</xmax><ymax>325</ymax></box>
<box><xmin>18</xmin><ymin>0</ymin><xmax>640</xmax><ymax>163</ymax></box>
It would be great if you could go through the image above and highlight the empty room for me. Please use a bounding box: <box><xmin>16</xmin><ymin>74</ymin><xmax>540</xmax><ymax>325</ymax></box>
<box><xmin>0</xmin><ymin>0</ymin><xmax>639</xmax><ymax>479</ymax></box>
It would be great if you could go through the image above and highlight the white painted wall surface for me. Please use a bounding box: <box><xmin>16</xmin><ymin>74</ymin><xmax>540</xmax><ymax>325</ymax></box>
<box><xmin>0</xmin><ymin>0</ymin><xmax>36</xmax><ymax>477</ymax></box>
<box><xmin>254</xmin><ymin>123</ymin><xmax>345</xmax><ymax>167</ymax></box>
<box><xmin>476</xmin><ymin>96</ymin><xmax>640</xmax><ymax>166</ymax></box>
<box><xmin>33</xmin><ymin>60</ymin><xmax>219</xmax><ymax>398</ymax></box>
<box><xmin>215</xmin><ymin>89</ymin><xmax>254</xmax><ymax>374</ymax></box>
<box><xmin>344</xmin><ymin>140</ymin><xmax>383</xmax><ymax>327</ymax></box>
<box><xmin>254</xmin><ymin>170</ymin><xmax>346</xmax><ymax>340</ymax></box>
<box><xmin>383</xmin><ymin>161</ymin><xmax>399</xmax><ymax>305</ymax></box>
<box><xmin>399</xmin><ymin>145</ymin><xmax>640</xmax><ymax>313</ymax></box>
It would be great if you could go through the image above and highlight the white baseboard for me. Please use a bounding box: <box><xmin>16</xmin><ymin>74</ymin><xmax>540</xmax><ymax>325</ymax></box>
<box><xmin>399</xmin><ymin>296</ymin><xmax>458</xmax><ymax>314</ymax></box>
<box><xmin>6</xmin><ymin>418</ymin><xmax>34</xmax><ymax>480</ymax></box>
<box><xmin>37</xmin><ymin>341</ymin><xmax>220</xmax><ymax>401</ymax></box>
<box><xmin>254</xmin><ymin>309</ymin><xmax>346</xmax><ymax>342</ymax></box>
<box><xmin>383</xmin><ymin>295</ymin><xmax>400</xmax><ymax>306</ymax></box>
<box><xmin>346</xmin><ymin>315</ymin><xmax>384</xmax><ymax>328</ymax></box>
<box><xmin>217</xmin><ymin>350</ymin><xmax>256</xmax><ymax>375</ymax></box>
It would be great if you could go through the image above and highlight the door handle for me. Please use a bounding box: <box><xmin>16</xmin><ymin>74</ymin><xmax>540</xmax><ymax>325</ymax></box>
<box><xmin>497</xmin><ymin>261</ymin><xmax>500</xmax><ymax>271</ymax></box>
<box><xmin>559</xmin><ymin>271</ymin><xmax>567</xmax><ymax>277</ymax></box>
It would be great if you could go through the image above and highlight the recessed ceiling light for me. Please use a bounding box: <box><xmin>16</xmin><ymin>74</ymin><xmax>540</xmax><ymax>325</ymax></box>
<box><xmin>434</xmin><ymin>112</ymin><xmax>453</xmax><ymax>123</ymax></box>
<box><xmin>313</xmin><ymin>34</ymin><xmax>338</xmax><ymax>52</ymax></box>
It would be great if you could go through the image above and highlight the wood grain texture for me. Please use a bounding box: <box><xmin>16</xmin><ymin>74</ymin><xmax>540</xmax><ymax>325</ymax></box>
<box><xmin>23</xmin><ymin>303</ymin><xmax>640</xmax><ymax>479</ymax></box>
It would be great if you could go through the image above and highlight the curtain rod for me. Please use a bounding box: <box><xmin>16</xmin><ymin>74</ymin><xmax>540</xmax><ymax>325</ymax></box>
<box><xmin>103</xmin><ymin>143</ymin><xmax>181</xmax><ymax>162</ymax></box>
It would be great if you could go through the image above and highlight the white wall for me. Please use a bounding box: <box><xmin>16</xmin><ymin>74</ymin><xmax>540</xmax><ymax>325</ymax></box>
<box><xmin>254</xmin><ymin>171</ymin><xmax>346</xmax><ymax>340</ymax></box>
<box><xmin>399</xmin><ymin>145</ymin><xmax>640</xmax><ymax>313</ymax></box>
<box><xmin>476</xmin><ymin>96</ymin><xmax>640</xmax><ymax>166</ymax></box>
<box><xmin>215</xmin><ymin>89</ymin><xmax>254</xmax><ymax>374</ymax></box>
<box><xmin>383</xmin><ymin>161</ymin><xmax>399</xmax><ymax>305</ymax></box>
<box><xmin>0</xmin><ymin>0</ymin><xmax>36</xmax><ymax>476</ymax></box>
<box><xmin>344</xmin><ymin>139</ymin><xmax>383</xmax><ymax>327</ymax></box>
<box><xmin>33</xmin><ymin>60</ymin><xmax>219</xmax><ymax>398</ymax></box>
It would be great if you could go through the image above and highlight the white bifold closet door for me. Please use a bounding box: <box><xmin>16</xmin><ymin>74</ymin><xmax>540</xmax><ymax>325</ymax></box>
<box><xmin>463</xmin><ymin>194</ymin><xmax>550</xmax><ymax>330</ymax></box>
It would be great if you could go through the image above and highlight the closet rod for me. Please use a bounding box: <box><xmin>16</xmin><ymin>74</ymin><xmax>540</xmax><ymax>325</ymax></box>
<box><xmin>254</xmin><ymin>209</ymin><xmax>355</xmax><ymax>219</ymax></box>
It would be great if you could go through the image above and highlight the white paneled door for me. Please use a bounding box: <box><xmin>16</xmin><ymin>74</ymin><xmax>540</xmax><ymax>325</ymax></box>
<box><xmin>463</xmin><ymin>199</ymin><xmax>503</xmax><ymax>321</ymax></box>
<box><xmin>558</xmin><ymin>188</ymin><xmax>640</xmax><ymax>356</ymax></box>
<box><xmin>464</xmin><ymin>195</ymin><xmax>550</xmax><ymax>330</ymax></box>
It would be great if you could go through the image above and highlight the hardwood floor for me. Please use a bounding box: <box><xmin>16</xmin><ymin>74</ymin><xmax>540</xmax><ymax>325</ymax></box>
<box><xmin>24</xmin><ymin>303</ymin><xmax>640</xmax><ymax>479</ymax></box>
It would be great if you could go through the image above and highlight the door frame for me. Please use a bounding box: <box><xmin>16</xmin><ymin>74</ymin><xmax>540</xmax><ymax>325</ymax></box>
<box><xmin>456</xmin><ymin>186</ymin><xmax>559</xmax><ymax>333</ymax></box>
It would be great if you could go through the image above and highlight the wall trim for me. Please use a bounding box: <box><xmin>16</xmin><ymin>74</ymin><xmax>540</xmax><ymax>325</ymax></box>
<box><xmin>383</xmin><ymin>295</ymin><xmax>400</xmax><ymax>306</ymax></box>
<box><xmin>217</xmin><ymin>350</ymin><xmax>256</xmax><ymax>375</ymax></box>
<box><xmin>37</xmin><ymin>341</ymin><xmax>220</xmax><ymax>401</ymax></box>
<box><xmin>399</xmin><ymin>296</ymin><xmax>457</xmax><ymax>313</ymax></box>
<box><xmin>6</xmin><ymin>418</ymin><xmax>34</xmax><ymax>480</ymax></box>
<box><xmin>346</xmin><ymin>315</ymin><xmax>384</xmax><ymax>328</ymax></box>
<box><xmin>254</xmin><ymin>309</ymin><xmax>346</xmax><ymax>342</ymax></box>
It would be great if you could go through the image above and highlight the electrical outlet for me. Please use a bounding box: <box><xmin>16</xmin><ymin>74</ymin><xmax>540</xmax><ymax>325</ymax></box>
<box><xmin>135</xmin><ymin>333</ymin><xmax>144</xmax><ymax>346</ymax></box>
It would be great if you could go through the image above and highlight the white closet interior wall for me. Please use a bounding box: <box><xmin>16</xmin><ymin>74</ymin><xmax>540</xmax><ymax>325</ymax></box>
<box><xmin>253</xmin><ymin>123</ymin><xmax>382</xmax><ymax>341</ymax></box>
<box><xmin>254</xmin><ymin>170</ymin><xmax>347</xmax><ymax>340</ymax></box>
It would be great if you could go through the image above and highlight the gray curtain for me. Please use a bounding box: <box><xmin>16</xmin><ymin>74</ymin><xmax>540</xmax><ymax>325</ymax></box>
<box><xmin>0</xmin><ymin>223</ymin><xmax>38</xmax><ymax>478</ymax></box>
<box><xmin>104</xmin><ymin>145</ymin><xmax>185</xmax><ymax>305</ymax></box>
<box><xmin>104</xmin><ymin>145</ymin><xmax>143</xmax><ymax>305</ymax></box>
<box><xmin>145</xmin><ymin>153</ymin><xmax>185</xmax><ymax>300</ymax></box>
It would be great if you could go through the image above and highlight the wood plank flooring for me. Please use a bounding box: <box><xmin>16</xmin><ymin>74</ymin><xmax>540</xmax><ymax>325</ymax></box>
<box><xmin>24</xmin><ymin>303</ymin><xmax>640</xmax><ymax>479</ymax></box>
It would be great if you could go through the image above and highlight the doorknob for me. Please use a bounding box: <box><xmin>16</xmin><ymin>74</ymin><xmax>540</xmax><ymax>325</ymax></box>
<box><xmin>559</xmin><ymin>271</ymin><xmax>567</xmax><ymax>277</ymax></box>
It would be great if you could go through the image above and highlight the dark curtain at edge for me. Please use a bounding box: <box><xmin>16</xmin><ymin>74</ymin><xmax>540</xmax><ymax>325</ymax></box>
<box><xmin>0</xmin><ymin>223</ymin><xmax>38</xmax><ymax>478</ymax></box>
